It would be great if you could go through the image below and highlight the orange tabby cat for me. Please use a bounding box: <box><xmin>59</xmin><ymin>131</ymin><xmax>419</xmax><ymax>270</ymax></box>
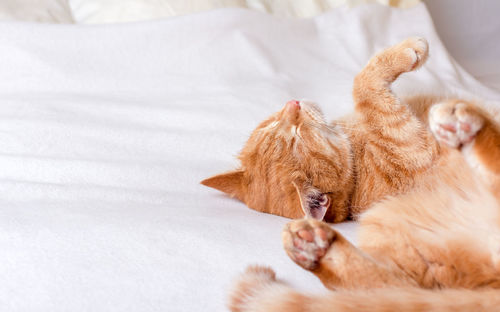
<box><xmin>202</xmin><ymin>39</ymin><xmax>445</xmax><ymax>222</ymax></box>
<box><xmin>222</xmin><ymin>38</ymin><xmax>500</xmax><ymax>311</ymax></box>
<box><xmin>205</xmin><ymin>40</ymin><xmax>448</xmax><ymax>223</ymax></box>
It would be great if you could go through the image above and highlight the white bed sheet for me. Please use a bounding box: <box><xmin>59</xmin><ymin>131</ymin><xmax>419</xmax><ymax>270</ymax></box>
<box><xmin>424</xmin><ymin>0</ymin><xmax>500</xmax><ymax>92</ymax></box>
<box><xmin>0</xmin><ymin>4</ymin><xmax>498</xmax><ymax>311</ymax></box>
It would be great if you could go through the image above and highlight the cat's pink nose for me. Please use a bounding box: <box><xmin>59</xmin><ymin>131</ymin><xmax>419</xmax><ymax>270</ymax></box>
<box><xmin>286</xmin><ymin>100</ymin><xmax>301</xmax><ymax>112</ymax></box>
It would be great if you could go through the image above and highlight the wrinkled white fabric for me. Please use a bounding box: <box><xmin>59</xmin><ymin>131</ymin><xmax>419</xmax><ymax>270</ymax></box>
<box><xmin>0</xmin><ymin>4</ymin><xmax>498</xmax><ymax>311</ymax></box>
<box><xmin>67</xmin><ymin>0</ymin><xmax>421</xmax><ymax>23</ymax></box>
<box><xmin>0</xmin><ymin>0</ymin><xmax>73</xmax><ymax>23</ymax></box>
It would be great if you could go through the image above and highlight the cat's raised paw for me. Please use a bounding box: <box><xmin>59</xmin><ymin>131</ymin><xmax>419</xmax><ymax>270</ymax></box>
<box><xmin>373</xmin><ymin>37</ymin><xmax>429</xmax><ymax>77</ymax></box>
<box><xmin>392</xmin><ymin>37</ymin><xmax>429</xmax><ymax>72</ymax></box>
<box><xmin>429</xmin><ymin>100</ymin><xmax>484</xmax><ymax>148</ymax></box>
<box><xmin>282</xmin><ymin>218</ymin><xmax>336</xmax><ymax>270</ymax></box>
<box><xmin>362</xmin><ymin>37</ymin><xmax>429</xmax><ymax>86</ymax></box>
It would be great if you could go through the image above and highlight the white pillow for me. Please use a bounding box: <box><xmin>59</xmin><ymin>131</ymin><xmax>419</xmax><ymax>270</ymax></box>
<box><xmin>69</xmin><ymin>0</ymin><xmax>421</xmax><ymax>24</ymax></box>
<box><xmin>0</xmin><ymin>0</ymin><xmax>73</xmax><ymax>23</ymax></box>
<box><xmin>246</xmin><ymin>0</ymin><xmax>420</xmax><ymax>18</ymax></box>
<box><xmin>69</xmin><ymin>0</ymin><xmax>247</xmax><ymax>24</ymax></box>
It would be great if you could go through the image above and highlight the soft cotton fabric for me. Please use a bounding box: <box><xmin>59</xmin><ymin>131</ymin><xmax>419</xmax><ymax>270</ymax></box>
<box><xmin>0</xmin><ymin>0</ymin><xmax>73</xmax><ymax>23</ymax></box>
<box><xmin>67</xmin><ymin>0</ymin><xmax>421</xmax><ymax>23</ymax></box>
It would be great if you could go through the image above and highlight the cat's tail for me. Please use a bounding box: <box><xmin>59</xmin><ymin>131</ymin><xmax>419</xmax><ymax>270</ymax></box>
<box><xmin>229</xmin><ymin>266</ymin><xmax>500</xmax><ymax>312</ymax></box>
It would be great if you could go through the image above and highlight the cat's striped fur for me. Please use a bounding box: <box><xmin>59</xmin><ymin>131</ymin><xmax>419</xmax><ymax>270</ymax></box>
<box><xmin>205</xmin><ymin>37</ymin><xmax>500</xmax><ymax>311</ymax></box>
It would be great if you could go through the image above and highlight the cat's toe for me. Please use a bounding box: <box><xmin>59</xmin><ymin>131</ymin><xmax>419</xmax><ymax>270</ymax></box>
<box><xmin>455</xmin><ymin>103</ymin><xmax>484</xmax><ymax>139</ymax></box>
<box><xmin>410</xmin><ymin>37</ymin><xmax>428</xmax><ymax>65</ymax></box>
<box><xmin>369</xmin><ymin>37</ymin><xmax>429</xmax><ymax>82</ymax></box>
<box><xmin>282</xmin><ymin>219</ymin><xmax>336</xmax><ymax>270</ymax></box>
<box><xmin>400</xmin><ymin>37</ymin><xmax>429</xmax><ymax>71</ymax></box>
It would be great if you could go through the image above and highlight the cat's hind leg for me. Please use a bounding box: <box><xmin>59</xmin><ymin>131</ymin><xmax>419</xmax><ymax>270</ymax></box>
<box><xmin>228</xmin><ymin>266</ymin><xmax>308</xmax><ymax>312</ymax></box>
<box><xmin>429</xmin><ymin>100</ymin><xmax>485</xmax><ymax>149</ymax></box>
<box><xmin>228</xmin><ymin>267</ymin><xmax>500</xmax><ymax>312</ymax></box>
<box><xmin>429</xmin><ymin>99</ymin><xmax>500</xmax><ymax>195</ymax></box>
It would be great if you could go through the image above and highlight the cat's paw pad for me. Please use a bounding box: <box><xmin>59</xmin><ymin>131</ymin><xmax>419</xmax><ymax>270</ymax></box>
<box><xmin>228</xmin><ymin>266</ymin><xmax>277</xmax><ymax>312</ymax></box>
<box><xmin>282</xmin><ymin>218</ymin><xmax>336</xmax><ymax>270</ymax></box>
<box><xmin>429</xmin><ymin>101</ymin><xmax>484</xmax><ymax>148</ymax></box>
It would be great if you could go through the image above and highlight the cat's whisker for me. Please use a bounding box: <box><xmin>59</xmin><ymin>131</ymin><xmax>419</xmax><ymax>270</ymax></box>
<box><xmin>303</xmin><ymin>121</ymin><xmax>339</xmax><ymax>134</ymax></box>
<box><xmin>296</xmin><ymin>124</ymin><xmax>305</xmax><ymax>141</ymax></box>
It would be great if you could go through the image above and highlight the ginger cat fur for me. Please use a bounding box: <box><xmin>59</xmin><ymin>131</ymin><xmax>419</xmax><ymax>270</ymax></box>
<box><xmin>202</xmin><ymin>39</ymin><xmax>444</xmax><ymax>222</ymax></box>
<box><xmin>220</xmin><ymin>38</ymin><xmax>500</xmax><ymax>311</ymax></box>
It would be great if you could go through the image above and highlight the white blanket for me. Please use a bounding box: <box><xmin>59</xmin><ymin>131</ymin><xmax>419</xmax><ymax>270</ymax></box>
<box><xmin>0</xmin><ymin>4</ymin><xmax>498</xmax><ymax>311</ymax></box>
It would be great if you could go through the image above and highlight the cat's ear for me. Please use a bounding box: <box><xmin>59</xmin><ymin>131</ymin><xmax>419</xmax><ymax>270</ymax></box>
<box><xmin>293</xmin><ymin>182</ymin><xmax>328</xmax><ymax>220</ymax></box>
<box><xmin>201</xmin><ymin>170</ymin><xmax>246</xmax><ymax>201</ymax></box>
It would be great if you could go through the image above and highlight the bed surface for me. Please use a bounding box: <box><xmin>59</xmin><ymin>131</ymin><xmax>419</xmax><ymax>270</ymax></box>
<box><xmin>0</xmin><ymin>3</ymin><xmax>498</xmax><ymax>311</ymax></box>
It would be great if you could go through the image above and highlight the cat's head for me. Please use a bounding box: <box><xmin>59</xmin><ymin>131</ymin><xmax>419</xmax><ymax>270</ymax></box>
<box><xmin>202</xmin><ymin>100</ymin><xmax>353</xmax><ymax>222</ymax></box>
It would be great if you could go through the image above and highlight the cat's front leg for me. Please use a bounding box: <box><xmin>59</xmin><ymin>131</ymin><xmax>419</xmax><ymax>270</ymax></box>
<box><xmin>354</xmin><ymin>37</ymin><xmax>428</xmax><ymax>91</ymax></box>
<box><xmin>282</xmin><ymin>218</ymin><xmax>336</xmax><ymax>271</ymax></box>
<box><xmin>350</xmin><ymin>38</ymin><xmax>439</xmax><ymax>196</ymax></box>
<box><xmin>282</xmin><ymin>218</ymin><xmax>413</xmax><ymax>290</ymax></box>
